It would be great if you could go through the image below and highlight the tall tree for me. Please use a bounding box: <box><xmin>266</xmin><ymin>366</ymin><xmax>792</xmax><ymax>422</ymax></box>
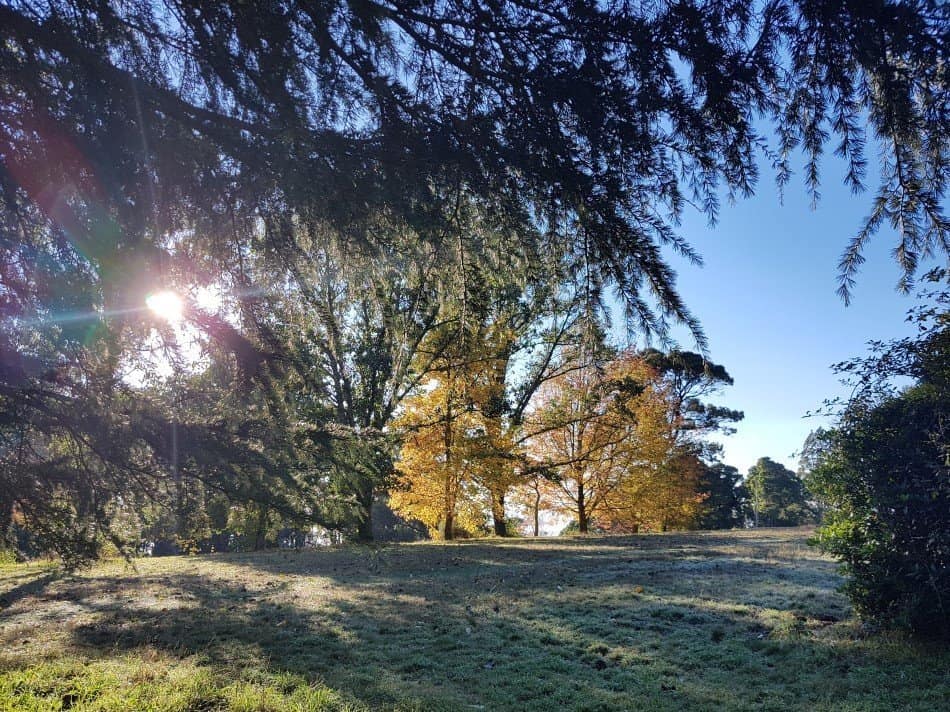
<box><xmin>746</xmin><ymin>457</ymin><xmax>813</xmax><ymax>527</ymax></box>
<box><xmin>252</xmin><ymin>225</ymin><xmax>448</xmax><ymax>541</ymax></box>
<box><xmin>389</xmin><ymin>328</ymin><xmax>497</xmax><ymax>540</ymax></box>
<box><xmin>526</xmin><ymin>348</ymin><xmax>701</xmax><ymax>533</ymax></box>
<box><xmin>695</xmin><ymin>463</ymin><xmax>750</xmax><ymax>530</ymax></box>
<box><xmin>639</xmin><ymin>349</ymin><xmax>743</xmax><ymax>451</ymax></box>
<box><xmin>596</xmin><ymin>354</ymin><xmax>707</xmax><ymax>532</ymax></box>
<box><xmin>1</xmin><ymin>0</ymin><xmax>946</xmax><ymax>560</ymax></box>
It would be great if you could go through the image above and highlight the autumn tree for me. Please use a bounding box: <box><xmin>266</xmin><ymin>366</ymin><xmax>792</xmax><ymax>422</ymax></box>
<box><xmin>470</xmin><ymin>285</ymin><xmax>586</xmax><ymax>536</ymax></box>
<box><xmin>2</xmin><ymin>0</ymin><xmax>946</xmax><ymax>561</ymax></box>
<box><xmin>525</xmin><ymin>348</ymin><xmax>669</xmax><ymax>533</ymax></box>
<box><xmin>389</xmin><ymin>210</ymin><xmax>582</xmax><ymax>538</ymax></box>
<box><xmin>512</xmin><ymin>473</ymin><xmax>558</xmax><ymax>537</ymax></box>
<box><xmin>527</xmin><ymin>346</ymin><xmax>739</xmax><ymax>534</ymax></box>
<box><xmin>596</xmin><ymin>355</ymin><xmax>706</xmax><ymax>533</ymax></box>
<box><xmin>389</xmin><ymin>327</ymin><xmax>504</xmax><ymax>539</ymax></box>
<box><xmin>618</xmin><ymin>349</ymin><xmax>745</xmax><ymax>529</ymax></box>
<box><xmin>524</xmin><ymin>343</ymin><xmax>611</xmax><ymax>534</ymax></box>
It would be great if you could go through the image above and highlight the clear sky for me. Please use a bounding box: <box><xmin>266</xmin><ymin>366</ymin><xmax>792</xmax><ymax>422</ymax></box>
<box><xmin>622</xmin><ymin>160</ymin><xmax>930</xmax><ymax>477</ymax></box>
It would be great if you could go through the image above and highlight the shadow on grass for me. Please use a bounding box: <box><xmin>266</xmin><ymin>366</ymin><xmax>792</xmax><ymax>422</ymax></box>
<box><xmin>51</xmin><ymin>531</ymin><xmax>943</xmax><ymax>711</ymax></box>
<box><xmin>56</xmin><ymin>567</ymin><xmax>887</xmax><ymax>711</ymax></box>
<box><xmin>0</xmin><ymin>570</ymin><xmax>59</xmax><ymax>610</ymax></box>
<box><xmin>0</xmin><ymin>529</ymin><xmax>923</xmax><ymax>709</ymax></box>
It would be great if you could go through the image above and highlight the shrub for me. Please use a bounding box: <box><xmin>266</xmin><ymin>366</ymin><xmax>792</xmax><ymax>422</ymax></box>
<box><xmin>806</xmin><ymin>277</ymin><xmax>949</xmax><ymax>637</ymax></box>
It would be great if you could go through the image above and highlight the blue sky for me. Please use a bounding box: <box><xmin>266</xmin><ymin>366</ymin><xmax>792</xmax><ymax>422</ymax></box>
<box><xmin>624</xmin><ymin>163</ymin><xmax>928</xmax><ymax>476</ymax></box>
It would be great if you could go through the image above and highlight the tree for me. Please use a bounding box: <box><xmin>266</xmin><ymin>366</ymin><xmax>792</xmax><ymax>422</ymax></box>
<box><xmin>798</xmin><ymin>428</ymin><xmax>831</xmax><ymax>522</ymax></box>
<box><xmin>600</xmin><ymin>361</ymin><xmax>706</xmax><ymax>533</ymax></box>
<box><xmin>640</xmin><ymin>349</ymin><xmax>744</xmax><ymax>452</ymax></box>
<box><xmin>695</xmin><ymin>463</ymin><xmax>750</xmax><ymax>530</ymax></box>
<box><xmin>526</xmin><ymin>348</ymin><xmax>707</xmax><ymax>533</ymax></box>
<box><xmin>626</xmin><ymin>349</ymin><xmax>745</xmax><ymax>531</ymax></box>
<box><xmin>389</xmin><ymin>324</ymin><xmax>504</xmax><ymax>540</ymax></box>
<box><xmin>746</xmin><ymin>457</ymin><xmax>813</xmax><ymax>527</ymax></box>
<box><xmin>254</xmin><ymin>226</ymin><xmax>447</xmax><ymax>541</ymax></box>
<box><xmin>469</xmin><ymin>286</ymin><xmax>588</xmax><ymax>537</ymax></box>
<box><xmin>513</xmin><ymin>474</ymin><xmax>553</xmax><ymax>538</ymax></box>
<box><xmin>2</xmin><ymin>0</ymin><xmax>947</xmax><ymax>561</ymax></box>
<box><xmin>806</xmin><ymin>272</ymin><xmax>949</xmax><ymax>637</ymax></box>
<box><xmin>4</xmin><ymin>1</ymin><xmax>944</xmax><ymax>318</ymax></box>
<box><xmin>525</xmin><ymin>345</ymin><xmax>620</xmax><ymax>534</ymax></box>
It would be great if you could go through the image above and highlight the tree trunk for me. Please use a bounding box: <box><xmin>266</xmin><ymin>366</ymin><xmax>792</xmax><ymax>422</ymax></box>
<box><xmin>254</xmin><ymin>505</ymin><xmax>268</xmax><ymax>550</ymax></box>
<box><xmin>441</xmin><ymin>511</ymin><xmax>455</xmax><ymax>541</ymax></box>
<box><xmin>491</xmin><ymin>489</ymin><xmax>508</xmax><ymax>536</ymax></box>
<box><xmin>578</xmin><ymin>484</ymin><xmax>588</xmax><ymax>533</ymax></box>
<box><xmin>355</xmin><ymin>484</ymin><xmax>374</xmax><ymax>543</ymax></box>
<box><xmin>441</xmin><ymin>393</ymin><xmax>455</xmax><ymax>541</ymax></box>
<box><xmin>533</xmin><ymin>488</ymin><xmax>541</xmax><ymax>537</ymax></box>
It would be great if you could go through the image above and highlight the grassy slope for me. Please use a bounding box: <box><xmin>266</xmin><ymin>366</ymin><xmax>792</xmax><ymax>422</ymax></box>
<box><xmin>0</xmin><ymin>528</ymin><xmax>947</xmax><ymax>711</ymax></box>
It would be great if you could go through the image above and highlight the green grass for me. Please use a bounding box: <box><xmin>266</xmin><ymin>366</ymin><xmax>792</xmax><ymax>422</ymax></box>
<box><xmin>0</xmin><ymin>528</ymin><xmax>947</xmax><ymax>711</ymax></box>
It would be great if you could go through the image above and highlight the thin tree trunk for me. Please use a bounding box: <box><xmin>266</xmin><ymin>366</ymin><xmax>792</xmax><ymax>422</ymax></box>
<box><xmin>442</xmin><ymin>511</ymin><xmax>455</xmax><ymax>541</ymax></box>
<box><xmin>254</xmin><ymin>505</ymin><xmax>268</xmax><ymax>550</ymax></box>
<box><xmin>533</xmin><ymin>487</ymin><xmax>541</xmax><ymax>537</ymax></box>
<box><xmin>491</xmin><ymin>489</ymin><xmax>507</xmax><ymax>536</ymax></box>
<box><xmin>442</xmin><ymin>391</ymin><xmax>455</xmax><ymax>541</ymax></box>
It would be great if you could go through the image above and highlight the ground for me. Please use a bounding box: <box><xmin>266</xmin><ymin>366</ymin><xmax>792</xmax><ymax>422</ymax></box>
<box><xmin>0</xmin><ymin>528</ymin><xmax>947</xmax><ymax>711</ymax></box>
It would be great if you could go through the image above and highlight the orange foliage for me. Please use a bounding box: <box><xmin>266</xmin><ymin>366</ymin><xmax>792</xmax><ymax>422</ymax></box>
<box><xmin>525</xmin><ymin>351</ymin><xmax>704</xmax><ymax>533</ymax></box>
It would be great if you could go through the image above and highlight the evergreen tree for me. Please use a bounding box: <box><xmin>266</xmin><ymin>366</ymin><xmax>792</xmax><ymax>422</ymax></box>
<box><xmin>695</xmin><ymin>463</ymin><xmax>750</xmax><ymax>530</ymax></box>
<box><xmin>1</xmin><ymin>0</ymin><xmax>946</xmax><ymax>560</ymax></box>
<box><xmin>746</xmin><ymin>457</ymin><xmax>813</xmax><ymax>527</ymax></box>
<box><xmin>807</xmin><ymin>271</ymin><xmax>949</xmax><ymax>637</ymax></box>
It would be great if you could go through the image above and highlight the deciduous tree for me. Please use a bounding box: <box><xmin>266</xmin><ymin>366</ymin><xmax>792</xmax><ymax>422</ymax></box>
<box><xmin>2</xmin><ymin>0</ymin><xmax>946</xmax><ymax>560</ymax></box>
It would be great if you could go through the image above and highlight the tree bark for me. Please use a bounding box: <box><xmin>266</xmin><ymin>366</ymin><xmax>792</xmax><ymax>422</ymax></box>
<box><xmin>254</xmin><ymin>505</ymin><xmax>268</xmax><ymax>550</ymax></box>
<box><xmin>533</xmin><ymin>488</ymin><xmax>541</xmax><ymax>537</ymax></box>
<box><xmin>355</xmin><ymin>485</ymin><xmax>374</xmax><ymax>543</ymax></box>
<box><xmin>441</xmin><ymin>393</ymin><xmax>455</xmax><ymax>541</ymax></box>
<box><xmin>441</xmin><ymin>511</ymin><xmax>455</xmax><ymax>540</ymax></box>
<box><xmin>491</xmin><ymin>489</ymin><xmax>508</xmax><ymax>536</ymax></box>
<box><xmin>578</xmin><ymin>484</ymin><xmax>588</xmax><ymax>533</ymax></box>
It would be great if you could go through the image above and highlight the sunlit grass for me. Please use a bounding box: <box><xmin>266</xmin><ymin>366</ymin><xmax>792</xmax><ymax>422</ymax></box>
<box><xmin>0</xmin><ymin>528</ymin><xmax>946</xmax><ymax>711</ymax></box>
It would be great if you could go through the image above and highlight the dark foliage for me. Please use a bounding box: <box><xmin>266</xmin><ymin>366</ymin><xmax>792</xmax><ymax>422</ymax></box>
<box><xmin>807</xmin><ymin>272</ymin><xmax>949</xmax><ymax>637</ymax></box>
<box><xmin>696</xmin><ymin>462</ymin><xmax>750</xmax><ymax>530</ymax></box>
<box><xmin>0</xmin><ymin>0</ymin><xmax>947</xmax><ymax>562</ymax></box>
<box><xmin>746</xmin><ymin>457</ymin><xmax>813</xmax><ymax>527</ymax></box>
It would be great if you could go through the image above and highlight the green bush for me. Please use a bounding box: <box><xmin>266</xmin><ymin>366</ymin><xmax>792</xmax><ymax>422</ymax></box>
<box><xmin>806</xmin><ymin>284</ymin><xmax>948</xmax><ymax>638</ymax></box>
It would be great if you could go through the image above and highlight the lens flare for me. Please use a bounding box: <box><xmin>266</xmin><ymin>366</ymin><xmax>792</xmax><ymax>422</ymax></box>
<box><xmin>145</xmin><ymin>290</ymin><xmax>184</xmax><ymax>322</ymax></box>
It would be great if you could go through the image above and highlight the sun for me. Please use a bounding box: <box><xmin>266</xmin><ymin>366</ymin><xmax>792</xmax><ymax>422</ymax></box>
<box><xmin>145</xmin><ymin>290</ymin><xmax>184</xmax><ymax>323</ymax></box>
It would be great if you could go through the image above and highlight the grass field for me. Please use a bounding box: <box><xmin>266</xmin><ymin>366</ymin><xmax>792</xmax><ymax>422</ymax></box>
<box><xmin>0</xmin><ymin>527</ymin><xmax>947</xmax><ymax>711</ymax></box>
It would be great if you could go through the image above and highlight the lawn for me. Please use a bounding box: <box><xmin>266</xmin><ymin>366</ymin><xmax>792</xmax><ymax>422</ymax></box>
<box><xmin>0</xmin><ymin>527</ymin><xmax>946</xmax><ymax>711</ymax></box>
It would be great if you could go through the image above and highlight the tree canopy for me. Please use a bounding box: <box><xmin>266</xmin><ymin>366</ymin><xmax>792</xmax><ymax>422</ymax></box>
<box><xmin>3</xmin><ymin>1</ymin><xmax>947</xmax><ymax>334</ymax></box>
<box><xmin>0</xmin><ymin>0</ymin><xmax>947</xmax><ymax>561</ymax></box>
<box><xmin>746</xmin><ymin>456</ymin><xmax>813</xmax><ymax>527</ymax></box>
